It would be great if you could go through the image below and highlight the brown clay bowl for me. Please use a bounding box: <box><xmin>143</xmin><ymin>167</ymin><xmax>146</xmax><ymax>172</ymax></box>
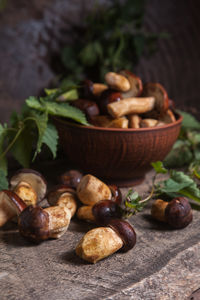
<box><xmin>54</xmin><ymin>114</ymin><xmax>182</xmax><ymax>187</ymax></box>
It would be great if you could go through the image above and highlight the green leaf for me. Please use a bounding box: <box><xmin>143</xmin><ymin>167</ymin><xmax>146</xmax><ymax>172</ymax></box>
<box><xmin>178</xmin><ymin>110</ymin><xmax>200</xmax><ymax>130</ymax></box>
<box><xmin>42</xmin><ymin>123</ymin><xmax>58</xmax><ymax>159</ymax></box>
<box><xmin>57</xmin><ymin>89</ymin><xmax>78</xmax><ymax>102</ymax></box>
<box><xmin>164</xmin><ymin>140</ymin><xmax>193</xmax><ymax>168</ymax></box>
<box><xmin>0</xmin><ymin>169</ymin><xmax>8</xmax><ymax>190</ymax></box>
<box><xmin>26</xmin><ymin>96</ymin><xmax>89</xmax><ymax>125</ymax></box>
<box><xmin>10</xmin><ymin>125</ymin><xmax>33</xmax><ymax>168</ymax></box>
<box><xmin>79</xmin><ymin>43</ymin><xmax>98</xmax><ymax>66</ymax></box>
<box><xmin>151</xmin><ymin>161</ymin><xmax>168</xmax><ymax>174</ymax></box>
<box><xmin>45</xmin><ymin>88</ymin><xmax>58</xmax><ymax>96</ymax></box>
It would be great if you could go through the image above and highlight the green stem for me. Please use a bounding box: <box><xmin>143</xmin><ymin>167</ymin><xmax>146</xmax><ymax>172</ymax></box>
<box><xmin>0</xmin><ymin>127</ymin><xmax>24</xmax><ymax>160</ymax></box>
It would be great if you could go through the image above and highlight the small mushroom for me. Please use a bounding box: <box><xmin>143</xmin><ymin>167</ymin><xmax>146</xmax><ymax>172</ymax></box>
<box><xmin>92</xmin><ymin>200</ymin><xmax>122</xmax><ymax>225</ymax></box>
<box><xmin>151</xmin><ymin>197</ymin><xmax>193</xmax><ymax>229</ymax></box>
<box><xmin>105</xmin><ymin>72</ymin><xmax>131</xmax><ymax>92</ymax></box>
<box><xmin>76</xmin><ymin>206</ymin><xmax>95</xmax><ymax>223</ymax></box>
<box><xmin>59</xmin><ymin>169</ymin><xmax>83</xmax><ymax>189</ymax></box>
<box><xmin>140</xmin><ymin>118</ymin><xmax>158</xmax><ymax>128</ymax></box>
<box><xmin>79</xmin><ymin>79</ymin><xmax>108</xmax><ymax>100</ymax></box>
<box><xmin>77</xmin><ymin>174</ymin><xmax>112</xmax><ymax>206</ymax></box>
<box><xmin>142</xmin><ymin>82</ymin><xmax>169</xmax><ymax>117</ymax></box>
<box><xmin>90</xmin><ymin>115</ymin><xmax>128</xmax><ymax>128</ymax></box>
<box><xmin>128</xmin><ymin>114</ymin><xmax>141</xmax><ymax>129</ymax></box>
<box><xmin>0</xmin><ymin>190</ymin><xmax>27</xmax><ymax>227</ymax></box>
<box><xmin>47</xmin><ymin>185</ymin><xmax>77</xmax><ymax>217</ymax></box>
<box><xmin>158</xmin><ymin>109</ymin><xmax>176</xmax><ymax>124</ymax></box>
<box><xmin>98</xmin><ymin>89</ymin><xmax>122</xmax><ymax>114</ymax></box>
<box><xmin>72</xmin><ymin>99</ymin><xmax>100</xmax><ymax>121</ymax></box>
<box><xmin>10</xmin><ymin>169</ymin><xmax>47</xmax><ymax>206</ymax></box>
<box><xmin>120</xmin><ymin>70</ymin><xmax>143</xmax><ymax>98</ymax></box>
<box><xmin>76</xmin><ymin>219</ymin><xmax>136</xmax><ymax>263</ymax></box>
<box><xmin>18</xmin><ymin>205</ymin><xmax>71</xmax><ymax>242</ymax></box>
<box><xmin>107</xmin><ymin>97</ymin><xmax>155</xmax><ymax>118</ymax></box>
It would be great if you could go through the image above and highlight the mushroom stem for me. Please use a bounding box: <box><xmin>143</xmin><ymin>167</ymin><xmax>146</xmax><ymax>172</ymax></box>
<box><xmin>107</xmin><ymin>97</ymin><xmax>155</xmax><ymax>118</ymax></box>
<box><xmin>105</xmin><ymin>72</ymin><xmax>131</xmax><ymax>92</ymax></box>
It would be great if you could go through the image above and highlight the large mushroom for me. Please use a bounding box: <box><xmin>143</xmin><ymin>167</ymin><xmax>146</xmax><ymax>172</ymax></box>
<box><xmin>119</xmin><ymin>70</ymin><xmax>143</xmax><ymax>98</ymax></box>
<box><xmin>10</xmin><ymin>169</ymin><xmax>47</xmax><ymax>206</ymax></box>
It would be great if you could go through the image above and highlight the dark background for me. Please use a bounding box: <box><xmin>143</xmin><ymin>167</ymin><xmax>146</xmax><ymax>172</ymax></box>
<box><xmin>0</xmin><ymin>0</ymin><xmax>200</xmax><ymax>123</ymax></box>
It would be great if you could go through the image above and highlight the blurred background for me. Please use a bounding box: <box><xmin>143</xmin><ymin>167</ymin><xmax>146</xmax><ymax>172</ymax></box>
<box><xmin>0</xmin><ymin>0</ymin><xmax>200</xmax><ymax>123</ymax></box>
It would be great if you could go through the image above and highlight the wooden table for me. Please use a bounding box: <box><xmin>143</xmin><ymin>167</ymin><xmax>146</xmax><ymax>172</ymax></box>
<box><xmin>0</xmin><ymin>160</ymin><xmax>200</xmax><ymax>300</ymax></box>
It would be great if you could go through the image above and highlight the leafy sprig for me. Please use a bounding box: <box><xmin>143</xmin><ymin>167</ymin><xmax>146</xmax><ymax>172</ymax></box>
<box><xmin>0</xmin><ymin>87</ymin><xmax>88</xmax><ymax>189</ymax></box>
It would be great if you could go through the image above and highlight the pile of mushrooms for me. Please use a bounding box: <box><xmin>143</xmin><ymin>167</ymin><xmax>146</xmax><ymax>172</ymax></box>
<box><xmin>0</xmin><ymin>168</ymin><xmax>193</xmax><ymax>264</ymax></box>
<box><xmin>72</xmin><ymin>70</ymin><xmax>176</xmax><ymax>129</ymax></box>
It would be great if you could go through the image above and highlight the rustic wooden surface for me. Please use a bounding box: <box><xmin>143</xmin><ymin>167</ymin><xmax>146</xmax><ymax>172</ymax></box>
<box><xmin>1</xmin><ymin>160</ymin><xmax>200</xmax><ymax>300</ymax></box>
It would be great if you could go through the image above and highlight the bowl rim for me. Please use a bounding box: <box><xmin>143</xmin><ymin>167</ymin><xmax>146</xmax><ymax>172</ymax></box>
<box><xmin>53</xmin><ymin>112</ymin><xmax>183</xmax><ymax>132</ymax></box>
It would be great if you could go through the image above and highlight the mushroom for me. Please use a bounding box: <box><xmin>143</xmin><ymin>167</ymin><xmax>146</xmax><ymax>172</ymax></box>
<box><xmin>77</xmin><ymin>174</ymin><xmax>112</xmax><ymax>206</ymax></box>
<box><xmin>18</xmin><ymin>205</ymin><xmax>71</xmax><ymax>242</ymax></box>
<box><xmin>10</xmin><ymin>169</ymin><xmax>47</xmax><ymax>206</ymax></box>
<box><xmin>47</xmin><ymin>185</ymin><xmax>77</xmax><ymax>217</ymax></box>
<box><xmin>0</xmin><ymin>190</ymin><xmax>27</xmax><ymax>227</ymax></box>
<box><xmin>90</xmin><ymin>115</ymin><xmax>128</xmax><ymax>128</ymax></box>
<box><xmin>105</xmin><ymin>72</ymin><xmax>131</xmax><ymax>92</ymax></box>
<box><xmin>72</xmin><ymin>99</ymin><xmax>100</xmax><ymax>121</ymax></box>
<box><xmin>76</xmin><ymin>206</ymin><xmax>95</xmax><ymax>223</ymax></box>
<box><xmin>98</xmin><ymin>89</ymin><xmax>122</xmax><ymax>114</ymax></box>
<box><xmin>119</xmin><ymin>70</ymin><xmax>143</xmax><ymax>98</ymax></box>
<box><xmin>92</xmin><ymin>200</ymin><xmax>122</xmax><ymax>225</ymax></box>
<box><xmin>140</xmin><ymin>118</ymin><xmax>158</xmax><ymax>128</ymax></box>
<box><xmin>151</xmin><ymin>197</ymin><xmax>193</xmax><ymax>229</ymax></box>
<box><xmin>158</xmin><ymin>109</ymin><xmax>176</xmax><ymax>124</ymax></box>
<box><xmin>79</xmin><ymin>79</ymin><xmax>108</xmax><ymax>100</ymax></box>
<box><xmin>59</xmin><ymin>169</ymin><xmax>83</xmax><ymax>189</ymax></box>
<box><xmin>76</xmin><ymin>219</ymin><xmax>136</xmax><ymax>263</ymax></box>
<box><xmin>107</xmin><ymin>97</ymin><xmax>155</xmax><ymax>118</ymax></box>
<box><xmin>128</xmin><ymin>114</ymin><xmax>141</xmax><ymax>128</ymax></box>
<box><xmin>142</xmin><ymin>82</ymin><xmax>169</xmax><ymax>117</ymax></box>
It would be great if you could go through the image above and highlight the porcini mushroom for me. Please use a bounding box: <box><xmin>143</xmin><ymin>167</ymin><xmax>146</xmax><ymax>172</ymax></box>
<box><xmin>72</xmin><ymin>99</ymin><xmax>100</xmax><ymax>121</ymax></box>
<box><xmin>79</xmin><ymin>79</ymin><xmax>108</xmax><ymax>100</ymax></box>
<box><xmin>107</xmin><ymin>97</ymin><xmax>155</xmax><ymax>118</ymax></box>
<box><xmin>0</xmin><ymin>190</ymin><xmax>27</xmax><ymax>227</ymax></box>
<box><xmin>10</xmin><ymin>169</ymin><xmax>47</xmax><ymax>206</ymax></box>
<box><xmin>18</xmin><ymin>205</ymin><xmax>71</xmax><ymax>242</ymax></box>
<box><xmin>151</xmin><ymin>197</ymin><xmax>193</xmax><ymax>229</ymax></box>
<box><xmin>77</xmin><ymin>174</ymin><xmax>112</xmax><ymax>206</ymax></box>
<box><xmin>105</xmin><ymin>72</ymin><xmax>131</xmax><ymax>92</ymax></box>
<box><xmin>119</xmin><ymin>70</ymin><xmax>143</xmax><ymax>98</ymax></box>
<box><xmin>98</xmin><ymin>89</ymin><xmax>122</xmax><ymax>114</ymax></box>
<box><xmin>59</xmin><ymin>169</ymin><xmax>83</xmax><ymax>189</ymax></box>
<box><xmin>47</xmin><ymin>185</ymin><xmax>77</xmax><ymax>217</ymax></box>
<box><xmin>142</xmin><ymin>82</ymin><xmax>169</xmax><ymax>117</ymax></box>
<box><xmin>76</xmin><ymin>219</ymin><xmax>136</xmax><ymax>263</ymax></box>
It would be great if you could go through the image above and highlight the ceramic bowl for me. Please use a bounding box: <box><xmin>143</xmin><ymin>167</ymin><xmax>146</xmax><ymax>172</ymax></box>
<box><xmin>54</xmin><ymin>114</ymin><xmax>182</xmax><ymax>187</ymax></box>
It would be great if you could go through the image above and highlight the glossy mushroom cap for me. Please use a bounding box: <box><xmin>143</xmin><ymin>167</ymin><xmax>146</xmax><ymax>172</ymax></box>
<box><xmin>108</xmin><ymin>219</ymin><xmax>136</xmax><ymax>252</ymax></box>
<box><xmin>72</xmin><ymin>99</ymin><xmax>100</xmax><ymax>121</ymax></box>
<box><xmin>10</xmin><ymin>169</ymin><xmax>47</xmax><ymax>202</ymax></box>
<box><xmin>109</xmin><ymin>185</ymin><xmax>122</xmax><ymax>205</ymax></box>
<box><xmin>0</xmin><ymin>190</ymin><xmax>27</xmax><ymax>227</ymax></box>
<box><xmin>59</xmin><ymin>170</ymin><xmax>83</xmax><ymax>189</ymax></box>
<box><xmin>92</xmin><ymin>200</ymin><xmax>122</xmax><ymax>225</ymax></box>
<box><xmin>165</xmin><ymin>197</ymin><xmax>193</xmax><ymax>229</ymax></box>
<box><xmin>18</xmin><ymin>206</ymin><xmax>50</xmax><ymax>242</ymax></box>
<box><xmin>98</xmin><ymin>89</ymin><xmax>122</xmax><ymax>114</ymax></box>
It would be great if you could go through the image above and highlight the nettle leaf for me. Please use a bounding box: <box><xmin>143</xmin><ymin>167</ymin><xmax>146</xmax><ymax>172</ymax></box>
<box><xmin>164</xmin><ymin>140</ymin><xmax>193</xmax><ymax>168</ymax></box>
<box><xmin>42</xmin><ymin>123</ymin><xmax>58</xmax><ymax>159</ymax></box>
<box><xmin>57</xmin><ymin>89</ymin><xmax>78</xmax><ymax>102</ymax></box>
<box><xmin>26</xmin><ymin>96</ymin><xmax>43</xmax><ymax>111</ymax></box>
<box><xmin>0</xmin><ymin>169</ymin><xmax>8</xmax><ymax>190</ymax></box>
<box><xmin>10</xmin><ymin>125</ymin><xmax>33</xmax><ymax>168</ymax></box>
<box><xmin>178</xmin><ymin>110</ymin><xmax>200</xmax><ymax>130</ymax></box>
<box><xmin>151</xmin><ymin>161</ymin><xmax>168</xmax><ymax>174</ymax></box>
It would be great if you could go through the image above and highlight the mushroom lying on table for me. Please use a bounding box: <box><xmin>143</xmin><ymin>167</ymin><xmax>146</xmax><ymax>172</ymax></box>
<box><xmin>10</xmin><ymin>169</ymin><xmax>47</xmax><ymax>206</ymax></box>
<box><xmin>0</xmin><ymin>190</ymin><xmax>27</xmax><ymax>227</ymax></box>
<box><xmin>76</xmin><ymin>219</ymin><xmax>136</xmax><ymax>263</ymax></box>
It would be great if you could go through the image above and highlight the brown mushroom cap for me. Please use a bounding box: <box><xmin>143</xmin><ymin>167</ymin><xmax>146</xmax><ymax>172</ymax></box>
<box><xmin>18</xmin><ymin>206</ymin><xmax>50</xmax><ymax>242</ymax></box>
<box><xmin>98</xmin><ymin>89</ymin><xmax>122</xmax><ymax>115</ymax></box>
<box><xmin>47</xmin><ymin>185</ymin><xmax>75</xmax><ymax>206</ymax></box>
<box><xmin>108</xmin><ymin>219</ymin><xmax>136</xmax><ymax>252</ymax></box>
<box><xmin>59</xmin><ymin>169</ymin><xmax>83</xmax><ymax>189</ymax></box>
<box><xmin>72</xmin><ymin>99</ymin><xmax>100</xmax><ymax>121</ymax></box>
<box><xmin>120</xmin><ymin>70</ymin><xmax>143</xmax><ymax>98</ymax></box>
<box><xmin>142</xmin><ymin>82</ymin><xmax>169</xmax><ymax>116</ymax></box>
<box><xmin>10</xmin><ymin>169</ymin><xmax>47</xmax><ymax>202</ymax></box>
<box><xmin>0</xmin><ymin>190</ymin><xmax>27</xmax><ymax>227</ymax></box>
<box><xmin>165</xmin><ymin>197</ymin><xmax>193</xmax><ymax>229</ymax></box>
